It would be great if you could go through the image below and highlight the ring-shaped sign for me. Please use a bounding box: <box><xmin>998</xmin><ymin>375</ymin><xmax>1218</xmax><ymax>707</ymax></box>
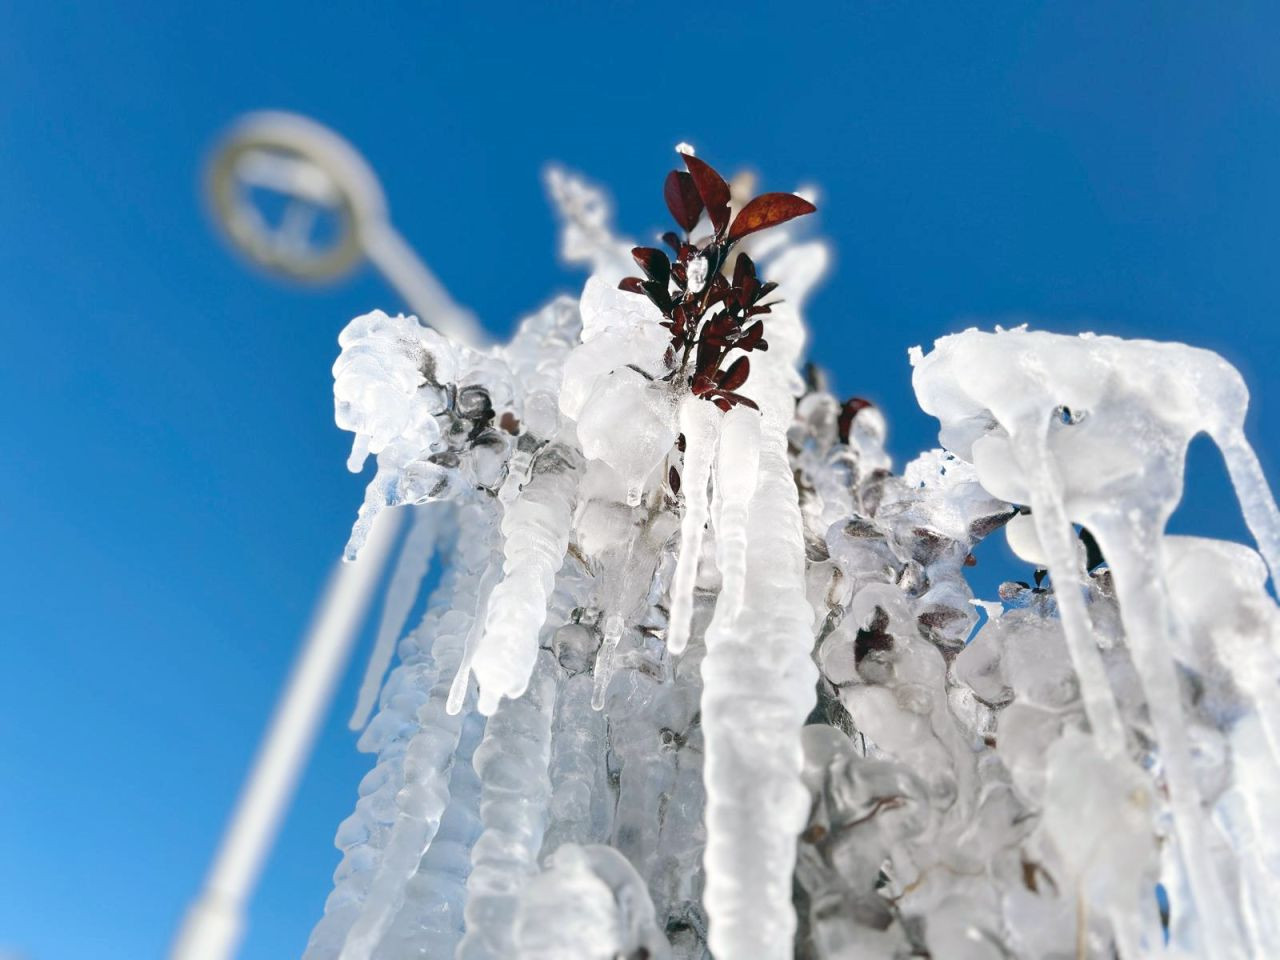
<box><xmin>207</xmin><ymin>112</ymin><xmax>389</xmax><ymax>283</ymax></box>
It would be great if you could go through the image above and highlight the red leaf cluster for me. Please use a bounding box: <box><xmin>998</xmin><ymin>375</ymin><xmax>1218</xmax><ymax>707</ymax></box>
<box><xmin>620</xmin><ymin>151</ymin><xmax>816</xmax><ymax>412</ymax></box>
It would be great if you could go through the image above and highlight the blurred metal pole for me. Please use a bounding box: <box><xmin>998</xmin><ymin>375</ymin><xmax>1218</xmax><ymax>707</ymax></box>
<box><xmin>170</xmin><ymin>508</ymin><xmax>400</xmax><ymax>960</ymax></box>
<box><xmin>173</xmin><ymin>111</ymin><xmax>481</xmax><ymax>960</ymax></box>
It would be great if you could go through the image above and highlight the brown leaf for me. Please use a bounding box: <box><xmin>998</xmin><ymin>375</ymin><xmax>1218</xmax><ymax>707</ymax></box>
<box><xmin>738</xmin><ymin>321</ymin><xmax>766</xmax><ymax>351</ymax></box>
<box><xmin>727</xmin><ymin>192</ymin><xmax>816</xmax><ymax>242</ymax></box>
<box><xmin>631</xmin><ymin>246</ymin><xmax>670</xmax><ymax>286</ymax></box>
<box><xmin>716</xmin><ymin>390</ymin><xmax>758</xmax><ymax>411</ymax></box>
<box><xmin>732</xmin><ymin>253</ymin><xmax>760</xmax><ymax>305</ymax></box>
<box><xmin>694</xmin><ymin>340</ymin><xmax>721</xmax><ymax>381</ymax></box>
<box><xmin>838</xmin><ymin>397</ymin><xmax>873</xmax><ymax>443</ymax></box>
<box><xmin>682</xmin><ymin>153</ymin><xmax>732</xmax><ymax>235</ymax></box>
<box><xmin>618</xmin><ymin>276</ymin><xmax>646</xmax><ymax>295</ymax></box>
<box><xmin>718</xmin><ymin>355</ymin><xmax>750</xmax><ymax>391</ymax></box>
<box><xmin>641</xmin><ymin>279</ymin><xmax>672</xmax><ymax>313</ymax></box>
<box><xmin>664</xmin><ymin>170</ymin><xmax>704</xmax><ymax>233</ymax></box>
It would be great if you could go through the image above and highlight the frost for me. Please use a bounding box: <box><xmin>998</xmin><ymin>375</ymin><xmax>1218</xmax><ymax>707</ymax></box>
<box><xmin>311</xmin><ymin>163</ymin><xmax>1280</xmax><ymax>960</ymax></box>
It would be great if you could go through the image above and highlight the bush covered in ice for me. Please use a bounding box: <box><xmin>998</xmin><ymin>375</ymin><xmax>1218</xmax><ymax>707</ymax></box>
<box><xmin>308</xmin><ymin>150</ymin><xmax>1280</xmax><ymax>960</ymax></box>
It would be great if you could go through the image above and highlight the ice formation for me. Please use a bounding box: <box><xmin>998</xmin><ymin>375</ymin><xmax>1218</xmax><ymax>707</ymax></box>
<box><xmin>306</xmin><ymin>156</ymin><xmax>1280</xmax><ymax>960</ymax></box>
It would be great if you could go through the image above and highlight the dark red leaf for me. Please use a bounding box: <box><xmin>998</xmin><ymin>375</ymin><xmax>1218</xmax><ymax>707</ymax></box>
<box><xmin>720</xmin><ymin>390</ymin><xmax>759</xmax><ymax>411</ymax></box>
<box><xmin>641</xmin><ymin>279</ymin><xmax>672</xmax><ymax>313</ymax></box>
<box><xmin>704</xmin><ymin>312</ymin><xmax>735</xmax><ymax>337</ymax></box>
<box><xmin>718</xmin><ymin>355</ymin><xmax>750</xmax><ymax>391</ymax></box>
<box><xmin>732</xmin><ymin>252</ymin><xmax>757</xmax><ymax>290</ymax></box>
<box><xmin>662</xmin><ymin>231</ymin><xmax>683</xmax><ymax>254</ymax></box>
<box><xmin>727</xmin><ymin>192</ymin><xmax>816</xmax><ymax>242</ymax></box>
<box><xmin>670</xmin><ymin>303</ymin><xmax>688</xmax><ymax>336</ymax></box>
<box><xmin>747</xmin><ymin>304</ymin><xmax>774</xmax><ymax>317</ymax></box>
<box><xmin>694</xmin><ymin>340</ymin><xmax>721</xmax><ymax>381</ymax></box>
<box><xmin>682</xmin><ymin>154</ymin><xmax>732</xmax><ymax>235</ymax></box>
<box><xmin>664</xmin><ymin>170</ymin><xmax>704</xmax><ymax>233</ymax></box>
<box><xmin>669</xmin><ymin>466</ymin><xmax>681</xmax><ymax>494</ymax></box>
<box><xmin>708</xmin><ymin>390</ymin><xmax>758</xmax><ymax>411</ymax></box>
<box><xmin>838</xmin><ymin>397</ymin><xmax>874</xmax><ymax>443</ymax></box>
<box><xmin>756</xmin><ymin>281</ymin><xmax>779</xmax><ymax>301</ymax></box>
<box><xmin>632</xmin><ymin>246</ymin><xmax>670</xmax><ymax>286</ymax></box>
<box><xmin>619</xmin><ymin>276</ymin><xmax>646</xmax><ymax>295</ymax></box>
<box><xmin>738</xmin><ymin>321</ymin><xmax>765</xmax><ymax>350</ymax></box>
<box><xmin>756</xmin><ymin>339</ymin><xmax>769</xmax><ymax>352</ymax></box>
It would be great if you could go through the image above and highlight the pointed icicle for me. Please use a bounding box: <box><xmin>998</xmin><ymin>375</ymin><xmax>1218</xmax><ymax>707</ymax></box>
<box><xmin>334</xmin><ymin>505</ymin><xmax>494</xmax><ymax>960</ymax></box>
<box><xmin>469</xmin><ymin>440</ymin><xmax>581</xmax><ymax>716</ymax></box>
<box><xmin>711</xmin><ymin>405</ymin><xmax>760</xmax><ymax>620</ymax></box>
<box><xmin>455</xmin><ymin>650</ymin><xmax>558</xmax><ymax>959</ymax></box>
<box><xmin>700</xmin><ymin>298</ymin><xmax>817</xmax><ymax>960</ymax></box>
<box><xmin>1218</xmin><ymin>428</ymin><xmax>1280</xmax><ymax>585</ymax></box>
<box><xmin>373</xmin><ymin>705</ymin><xmax>487</xmax><ymax>959</ymax></box>
<box><xmin>351</xmin><ymin>504</ymin><xmax>443</xmax><ymax>730</ymax></box>
<box><xmin>590</xmin><ymin>614</ymin><xmax>624</xmax><ymax>711</ymax></box>
<box><xmin>667</xmin><ymin>397</ymin><xmax>720</xmax><ymax>655</ymax></box>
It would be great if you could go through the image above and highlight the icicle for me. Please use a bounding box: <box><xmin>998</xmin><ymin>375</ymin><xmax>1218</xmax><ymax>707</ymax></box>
<box><xmin>667</xmin><ymin>397</ymin><xmax>719</xmax><ymax>655</ymax></box>
<box><xmin>373</xmin><ymin>705</ymin><xmax>487</xmax><ymax>960</ymax></box>
<box><xmin>605</xmin><ymin>640</ymin><xmax>679</xmax><ymax>894</ymax></box>
<box><xmin>911</xmin><ymin>327</ymin><xmax>1276</xmax><ymax>959</ymax></box>
<box><xmin>590</xmin><ymin>614</ymin><xmax>624</xmax><ymax>711</ymax></box>
<box><xmin>544</xmin><ymin>652</ymin><xmax>611</xmax><ymax>855</ymax></box>
<box><xmin>1217</xmin><ymin>428</ymin><xmax>1280</xmax><ymax>584</ymax></box>
<box><xmin>304</xmin><ymin>518</ymin><xmax>463</xmax><ymax>960</ymax></box>
<box><xmin>329</xmin><ymin>505</ymin><xmax>494</xmax><ymax>960</ymax></box>
<box><xmin>351</xmin><ymin>504</ymin><xmax>442</xmax><ymax>730</ymax></box>
<box><xmin>455</xmin><ymin>650</ymin><xmax>558</xmax><ymax>960</ymax></box>
<box><xmin>1014</xmin><ymin>426</ymin><xmax>1128</xmax><ymax>756</ymax></box>
<box><xmin>1099</xmin><ymin>525</ymin><xmax>1249</xmax><ymax>960</ymax></box>
<box><xmin>467</xmin><ymin>439</ymin><xmax>580</xmax><ymax>716</ymax></box>
<box><xmin>710</xmin><ymin>405</ymin><xmax>760</xmax><ymax>621</ymax></box>
<box><xmin>700</xmin><ymin>296</ymin><xmax>818</xmax><ymax>960</ymax></box>
<box><xmin>337</xmin><ymin>659</ymin><xmax>468</xmax><ymax>960</ymax></box>
<box><xmin>445</xmin><ymin>557</ymin><xmax>503</xmax><ymax>717</ymax></box>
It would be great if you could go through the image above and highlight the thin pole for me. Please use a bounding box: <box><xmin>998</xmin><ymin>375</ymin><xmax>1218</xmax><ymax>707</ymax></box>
<box><xmin>361</xmin><ymin>221</ymin><xmax>486</xmax><ymax>349</ymax></box>
<box><xmin>169</xmin><ymin>509</ymin><xmax>403</xmax><ymax>960</ymax></box>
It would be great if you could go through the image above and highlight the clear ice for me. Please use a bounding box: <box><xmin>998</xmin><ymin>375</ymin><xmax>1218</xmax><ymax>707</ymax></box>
<box><xmin>306</xmin><ymin>165</ymin><xmax>1280</xmax><ymax>959</ymax></box>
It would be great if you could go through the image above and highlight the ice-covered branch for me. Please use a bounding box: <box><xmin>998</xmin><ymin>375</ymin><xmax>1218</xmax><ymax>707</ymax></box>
<box><xmin>311</xmin><ymin>155</ymin><xmax>1280</xmax><ymax>960</ymax></box>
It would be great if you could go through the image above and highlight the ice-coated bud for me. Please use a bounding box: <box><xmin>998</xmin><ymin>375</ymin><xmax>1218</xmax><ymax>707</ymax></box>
<box><xmin>686</xmin><ymin>254</ymin><xmax>709</xmax><ymax>294</ymax></box>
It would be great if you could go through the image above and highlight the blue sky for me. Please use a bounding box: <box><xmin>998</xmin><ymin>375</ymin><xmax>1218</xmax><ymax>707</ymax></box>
<box><xmin>2</xmin><ymin>3</ymin><xmax>1278</xmax><ymax>958</ymax></box>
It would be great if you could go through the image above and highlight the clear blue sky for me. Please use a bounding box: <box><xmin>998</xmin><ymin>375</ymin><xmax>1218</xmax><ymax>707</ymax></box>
<box><xmin>2</xmin><ymin>3</ymin><xmax>1278</xmax><ymax>958</ymax></box>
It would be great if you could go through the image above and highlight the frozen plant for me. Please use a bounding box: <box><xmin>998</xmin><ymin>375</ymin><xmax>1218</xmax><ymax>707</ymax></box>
<box><xmin>308</xmin><ymin>148</ymin><xmax>1280</xmax><ymax>960</ymax></box>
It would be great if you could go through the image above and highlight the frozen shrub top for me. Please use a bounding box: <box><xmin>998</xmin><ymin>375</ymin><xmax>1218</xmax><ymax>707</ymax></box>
<box><xmin>311</xmin><ymin>156</ymin><xmax>1280</xmax><ymax>960</ymax></box>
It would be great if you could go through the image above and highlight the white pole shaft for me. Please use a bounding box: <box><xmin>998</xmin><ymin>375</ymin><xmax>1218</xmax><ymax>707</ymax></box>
<box><xmin>170</xmin><ymin>508</ymin><xmax>403</xmax><ymax>960</ymax></box>
<box><xmin>362</xmin><ymin>222</ymin><xmax>488</xmax><ymax>350</ymax></box>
